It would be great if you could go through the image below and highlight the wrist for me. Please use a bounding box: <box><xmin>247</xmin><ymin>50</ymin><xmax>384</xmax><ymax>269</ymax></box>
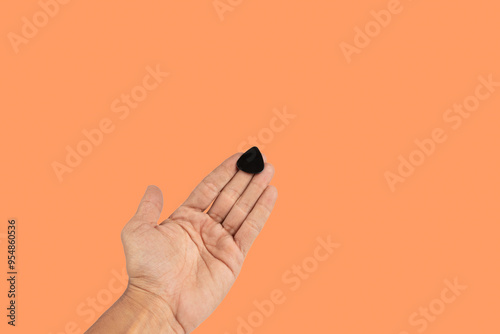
<box><xmin>121</xmin><ymin>284</ymin><xmax>185</xmax><ymax>334</ymax></box>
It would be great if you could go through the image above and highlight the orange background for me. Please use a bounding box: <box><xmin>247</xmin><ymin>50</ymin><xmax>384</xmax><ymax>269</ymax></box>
<box><xmin>1</xmin><ymin>0</ymin><xmax>499</xmax><ymax>333</ymax></box>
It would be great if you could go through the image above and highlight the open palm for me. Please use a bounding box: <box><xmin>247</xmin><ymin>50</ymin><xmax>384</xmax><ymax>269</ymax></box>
<box><xmin>120</xmin><ymin>153</ymin><xmax>277</xmax><ymax>333</ymax></box>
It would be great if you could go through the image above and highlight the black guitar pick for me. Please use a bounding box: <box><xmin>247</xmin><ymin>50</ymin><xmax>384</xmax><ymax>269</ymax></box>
<box><xmin>237</xmin><ymin>146</ymin><xmax>265</xmax><ymax>174</ymax></box>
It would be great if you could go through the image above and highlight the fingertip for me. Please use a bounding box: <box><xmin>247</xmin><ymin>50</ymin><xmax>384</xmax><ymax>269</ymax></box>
<box><xmin>139</xmin><ymin>185</ymin><xmax>163</xmax><ymax>211</ymax></box>
<box><xmin>266</xmin><ymin>184</ymin><xmax>278</xmax><ymax>202</ymax></box>
<box><xmin>144</xmin><ymin>184</ymin><xmax>162</xmax><ymax>198</ymax></box>
<box><xmin>233</xmin><ymin>152</ymin><xmax>244</xmax><ymax>160</ymax></box>
<box><xmin>146</xmin><ymin>184</ymin><xmax>160</xmax><ymax>191</ymax></box>
<box><xmin>264</xmin><ymin>162</ymin><xmax>274</xmax><ymax>174</ymax></box>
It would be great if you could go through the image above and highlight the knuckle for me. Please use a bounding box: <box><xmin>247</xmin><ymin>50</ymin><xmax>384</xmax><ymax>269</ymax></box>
<box><xmin>209</xmin><ymin>210</ymin><xmax>224</xmax><ymax>224</ymax></box>
<box><xmin>237</xmin><ymin>199</ymin><xmax>252</xmax><ymax>213</ymax></box>
<box><xmin>138</xmin><ymin>199</ymin><xmax>160</xmax><ymax>214</ymax></box>
<box><xmin>256</xmin><ymin>201</ymin><xmax>272</xmax><ymax>216</ymax></box>
<box><xmin>201</xmin><ymin>179</ymin><xmax>219</xmax><ymax>197</ymax></box>
<box><xmin>244</xmin><ymin>218</ymin><xmax>262</xmax><ymax>234</ymax></box>
<box><xmin>223</xmin><ymin>186</ymin><xmax>241</xmax><ymax>202</ymax></box>
<box><xmin>223</xmin><ymin>223</ymin><xmax>237</xmax><ymax>235</ymax></box>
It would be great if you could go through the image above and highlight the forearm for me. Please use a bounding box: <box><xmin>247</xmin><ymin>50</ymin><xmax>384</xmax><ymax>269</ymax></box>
<box><xmin>85</xmin><ymin>285</ymin><xmax>185</xmax><ymax>334</ymax></box>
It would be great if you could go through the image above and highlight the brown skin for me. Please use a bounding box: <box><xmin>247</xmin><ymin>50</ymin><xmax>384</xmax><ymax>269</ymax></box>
<box><xmin>86</xmin><ymin>153</ymin><xmax>277</xmax><ymax>334</ymax></box>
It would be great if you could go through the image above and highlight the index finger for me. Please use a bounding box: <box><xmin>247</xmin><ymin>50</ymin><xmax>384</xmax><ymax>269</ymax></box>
<box><xmin>181</xmin><ymin>152</ymin><xmax>242</xmax><ymax>212</ymax></box>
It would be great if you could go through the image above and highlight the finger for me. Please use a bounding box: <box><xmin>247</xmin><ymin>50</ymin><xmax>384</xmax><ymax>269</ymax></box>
<box><xmin>222</xmin><ymin>163</ymin><xmax>275</xmax><ymax>235</ymax></box>
<box><xmin>235</xmin><ymin>185</ymin><xmax>278</xmax><ymax>257</ymax></box>
<box><xmin>206</xmin><ymin>171</ymin><xmax>253</xmax><ymax>223</ymax></box>
<box><xmin>207</xmin><ymin>154</ymin><xmax>267</xmax><ymax>224</ymax></box>
<box><xmin>181</xmin><ymin>153</ymin><xmax>242</xmax><ymax>212</ymax></box>
<box><xmin>133</xmin><ymin>185</ymin><xmax>163</xmax><ymax>226</ymax></box>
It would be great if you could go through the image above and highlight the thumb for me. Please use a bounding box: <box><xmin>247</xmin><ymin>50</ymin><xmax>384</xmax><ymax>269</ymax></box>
<box><xmin>130</xmin><ymin>185</ymin><xmax>164</xmax><ymax>227</ymax></box>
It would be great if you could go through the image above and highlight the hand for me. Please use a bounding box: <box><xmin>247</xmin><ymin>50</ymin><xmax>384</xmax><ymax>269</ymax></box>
<box><xmin>121</xmin><ymin>152</ymin><xmax>277</xmax><ymax>333</ymax></box>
